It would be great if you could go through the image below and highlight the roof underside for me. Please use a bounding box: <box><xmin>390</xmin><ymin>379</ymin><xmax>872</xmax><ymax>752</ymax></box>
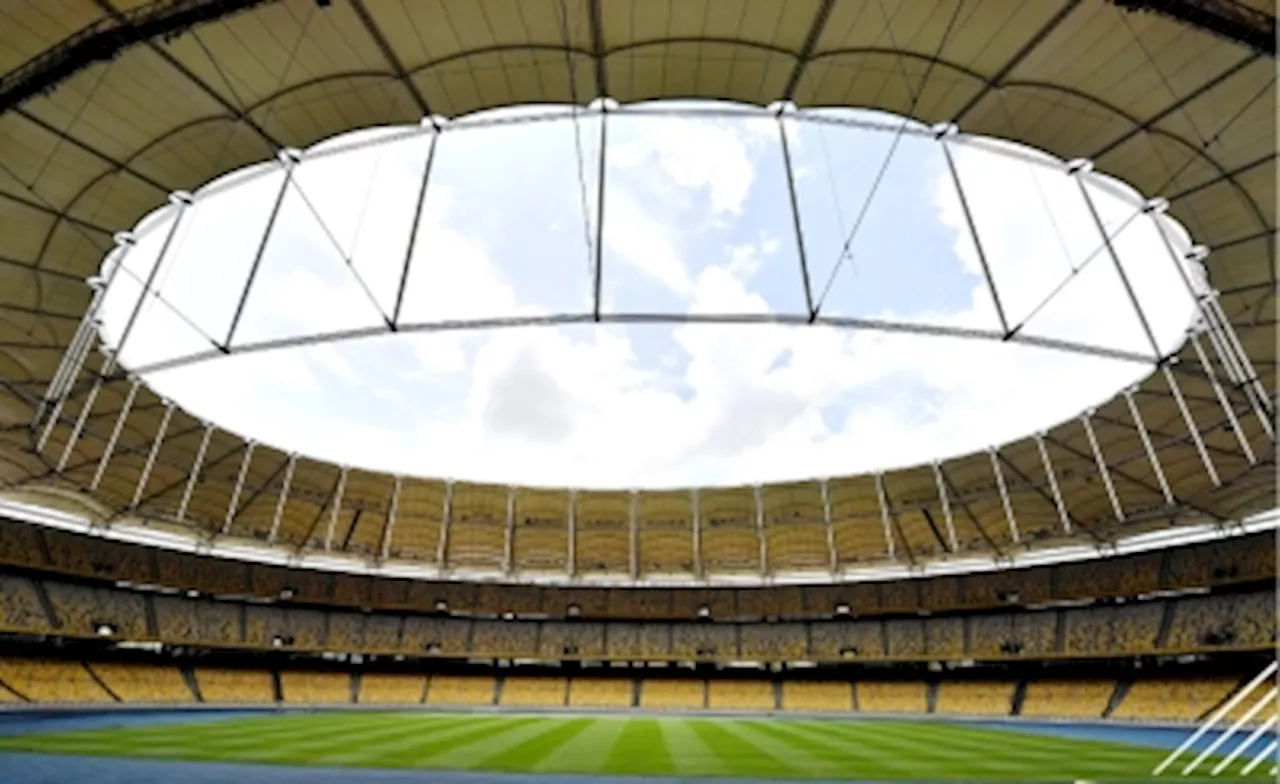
<box><xmin>0</xmin><ymin>0</ymin><xmax>1273</xmax><ymax>583</ymax></box>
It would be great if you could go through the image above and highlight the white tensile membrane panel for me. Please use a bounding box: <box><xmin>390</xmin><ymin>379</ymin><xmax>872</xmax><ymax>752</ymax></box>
<box><xmin>95</xmin><ymin>103</ymin><xmax>1203</xmax><ymax>489</ymax></box>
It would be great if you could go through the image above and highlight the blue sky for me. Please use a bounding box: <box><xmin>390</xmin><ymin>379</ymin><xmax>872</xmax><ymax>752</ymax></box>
<box><xmin>98</xmin><ymin>102</ymin><xmax>1201</xmax><ymax>489</ymax></box>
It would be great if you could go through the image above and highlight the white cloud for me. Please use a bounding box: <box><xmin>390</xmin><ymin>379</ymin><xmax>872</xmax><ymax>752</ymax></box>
<box><xmin>97</xmin><ymin>105</ymin><xmax>1199</xmax><ymax>490</ymax></box>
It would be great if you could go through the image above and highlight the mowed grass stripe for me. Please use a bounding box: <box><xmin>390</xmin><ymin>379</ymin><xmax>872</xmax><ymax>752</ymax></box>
<box><xmin>530</xmin><ymin>716</ymin><xmax>627</xmax><ymax>773</ymax></box>
<box><xmin>87</xmin><ymin>713</ymin><xmax>430</xmax><ymax>762</ymax></box>
<box><xmin>734</xmin><ymin>718</ymin><xmax>917</xmax><ymax>778</ymax></box>
<box><xmin>319</xmin><ymin>715</ymin><xmax>529</xmax><ymax>767</ymax></box>
<box><xmin>129</xmin><ymin>712</ymin><xmax>431</xmax><ymax>761</ymax></box>
<box><xmin>0</xmin><ymin>713</ymin><xmax>325</xmax><ymax>749</ymax></box>
<box><xmin>234</xmin><ymin>714</ymin><xmax>484</xmax><ymax>764</ymax></box>
<box><xmin>814</xmin><ymin>720</ymin><xmax>1164</xmax><ymax>768</ymax></box>
<box><xmin>409</xmin><ymin>716</ymin><xmax>573</xmax><ymax>769</ymax></box>
<box><xmin>788</xmin><ymin>719</ymin><xmax>1051</xmax><ymax>774</ymax></box>
<box><xmin>687</xmin><ymin>717</ymin><xmax>798</xmax><ymax>778</ymax></box>
<box><xmin>477</xmin><ymin>716</ymin><xmax>593</xmax><ymax>771</ymax></box>
<box><xmin>795</xmin><ymin>720</ymin><xmax>1165</xmax><ymax>780</ymax></box>
<box><xmin>602</xmin><ymin>718</ymin><xmax>674</xmax><ymax>776</ymax></box>
<box><xmin>657</xmin><ymin>717</ymin><xmax>731</xmax><ymax>777</ymax></box>
<box><xmin>0</xmin><ymin>713</ymin><xmax>405</xmax><ymax>758</ymax></box>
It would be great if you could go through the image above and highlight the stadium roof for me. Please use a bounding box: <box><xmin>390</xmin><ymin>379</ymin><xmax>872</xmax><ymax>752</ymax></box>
<box><xmin>0</xmin><ymin>0</ymin><xmax>1273</xmax><ymax>583</ymax></box>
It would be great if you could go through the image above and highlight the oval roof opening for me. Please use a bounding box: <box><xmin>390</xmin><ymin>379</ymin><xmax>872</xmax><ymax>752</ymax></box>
<box><xmin>97</xmin><ymin>102</ymin><xmax>1202</xmax><ymax>489</ymax></box>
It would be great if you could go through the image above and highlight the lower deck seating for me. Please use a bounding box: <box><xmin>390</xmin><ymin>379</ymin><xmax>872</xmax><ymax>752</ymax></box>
<box><xmin>857</xmin><ymin>681</ymin><xmax>926</xmax><ymax>713</ymax></box>
<box><xmin>279</xmin><ymin>671</ymin><xmax>351</xmax><ymax>703</ymax></box>
<box><xmin>935</xmin><ymin>681</ymin><xmax>1014</xmax><ymax>716</ymax></box>
<box><xmin>640</xmin><ymin>679</ymin><xmax>705</xmax><ymax>709</ymax></box>
<box><xmin>359</xmin><ymin>674</ymin><xmax>426</xmax><ymax>704</ymax></box>
<box><xmin>501</xmin><ymin>677</ymin><xmax>566</xmax><ymax>707</ymax></box>
<box><xmin>89</xmin><ymin>662</ymin><xmax>192</xmax><ymax>702</ymax></box>
<box><xmin>426</xmin><ymin>675</ymin><xmax>494</xmax><ymax>705</ymax></box>
<box><xmin>196</xmin><ymin>668</ymin><xmax>274</xmax><ymax>703</ymax></box>
<box><xmin>708</xmin><ymin>680</ymin><xmax>774</xmax><ymax>711</ymax></box>
<box><xmin>1020</xmin><ymin>680</ymin><xmax>1114</xmax><ymax>719</ymax></box>
<box><xmin>1112</xmin><ymin>678</ymin><xmax>1239</xmax><ymax>722</ymax></box>
<box><xmin>0</xmin><ymin>658</ymin><xmax>112</xmax><ymax>703</ymax></box>
<box><xmin>782</xmin><ymin>681</ymin><xmax>852</xmax><ymax>712</ymax></box>
<box><xmin>569</xmin><ymin>678</ymin><xmax>633</xmax><ymax>708</ymax></box>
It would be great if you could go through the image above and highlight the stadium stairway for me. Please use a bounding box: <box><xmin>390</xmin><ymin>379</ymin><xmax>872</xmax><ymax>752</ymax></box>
<box><xmin>1011</xmin><ymin>681</ymin><xmax>1027</xmax><ymax>715</ymax></box>
<box><xmin>1104</xmin><ymin>681</ymin><xmax>1130</xmax><ymax>718</ymax></box>
<box><xmin>32</xmin><ymin>582</ymin><xmax>59</xmax><ymax>631</ymax></box>
<box><xmin>926</xmin><ymin>682</ymin><xmax>939</xmax><ymax>713</ymax></box>
<box><xmin>82</xmin><ymin>662</ymin><xmax>121</xmax><ymax>702</ymax></box>
<box><xmin>1155</xmin><ymin>603</ymin><xmax>1178</xmax><ymax>648</ymax></box>
<box><xmin>181</xmin><ymin>668</ymin><xmax>203</xmax><ymax>702</ymax></box>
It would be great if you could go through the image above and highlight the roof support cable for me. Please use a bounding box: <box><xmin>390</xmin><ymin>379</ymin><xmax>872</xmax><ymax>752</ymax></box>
<box><xmin>1029</xmin><ymin>163</ymin><xmax>1077</xmax><ymax>276</ymax></box>
<box><xmin>777</xmin><ymin>111</ymin><xmax>816</xmax><ymax>321</ymax></box>
<box><xmin>392</xmin><ymin>131</ymin><xmax>440</xmax><ymax>327</ymax></box>
<box><xmin>175</xmin><ymin>422</ymin><xmax>213</xmax><ymax>523</ymax></box>
<box><xmin>39</xmin><ymin>237</ymin><xmax>128</xmax><ymax>427</ymax></box>
<box><xmin>128</xmin><ymin>400</ymin><xmax>174</xmax><ymax>511</ymax></box>
<box><xmin>221</xmin><ymin>440</ymin><xmax>256</xmax><ymax>535</ymax></box>
<box><xmin>1034</xmin><ymin>432</ymin><xmax>1071</xmax><ymax>535</ymax></box>
<box><xmin>555</xmin><ymin>0</ymin><xmax>597</xmax><ymax>287</ymax></box>
<box><xmin>1154</xmin><ymin>73</ymin><xmax>1275</xmax><ymax>198</ymax></box>
<box><xmin>1162</xmin><ymin>364</ymin><xmax>1221</xmax><ymax>487</ymax></box>
<box><xmin>88</xmin><ymin>378</ymin><xmax>140</xmax><ymax>492</ymax></box>
<box><xmin>503</xmin><ymin>486</ymin><xmax>516</xmax><ymax>576</ymax></box>
<box><xmin>380</xmin><ymin>475</ymin><xmax>401</xmax><ymax>562</ymax></box>
<box><xmin>931</xmin><ymin>462</ymin><xmax>959</xmax><ymax>553</ymax></box>
<box><xmin>1146</xmin><ymin>206</ymin><xmax>1273</xmax><ymax>437</ymax></box>
<box><xmin>591</xmin><ymin>114</ymin><xmax>608</xmax><ymax>322</ymax></box>
<box><xmin>627</xmin><ymin>490</ymin><xmax>639</xmax><ymax>580</ymax></box>
<box><xmin>37</xmin><ymin>322</ymin><xmax>95</xmax><ymax>449</ymax></box>
<box><xmin>941</xmin><ymin>135</ymin><xmax>1009</xmax><ymax>336</ymax></box>
<box><xmin>54</xmin><ymin>373</ymin><xmax>107</xmax><ymax>473</ymax></box>
<box><xmin>41</xmin><ymin>193</ymin><xmax>189</xmax><ymax>453</ymax></box>
<box><xmin>874</xmin><ymin>471</ymin><xmax>895</xmax><ymax>561</ymax></box>
<box><xmin>1081</xmin><ymin>413</ymin><xmax>1124</xmax><ymax>523</ymax></box>
<box><xmin>267</xmin><ymin>452</ymin><xmax>297</xmax><ymax>545</ymax></box>
<box><xmin>324</xmin><ymin>466</ymin><xmax>348</xmax><ymax>552</ymax></box>
<box><xmin>567</xmin><ymin>489</ymin><xmax>577</xmax><ymax>577</ymax></box>
<box><xmin>813</xmin><ymin>0</ymin><xmax>964</xmax><ymax>316</ymax></box>
<box><xmin>223</xmin><ymin>159</ymin><xmax>295</xmax><ymax>350</ymax></box>
<box><xmin>288</xmin><ymin>178</ymin><xmax>393</xmax><ymax>327</ymax></box>
<box><xmin>981</xmin><ymin>199</ymin><xmax>1144</xmax><ymax>341</ymax></box>
<box><xmin>1207</xmin><ymin>293</ymin><xmax>1274</xmax><ymax>434</ymax></box>
<box><xmin>691</xmin><ymin>488</ymin><xmax>703</xmax><ymax>580</ymax></box>
<box><xmin>754</xmin><ymin>485</ymin><xmax>769</xmax><ymax>576</ymax></box>
<box><xmin>988</xmin><ymin>448</ymin><xmax>1020</xmax><ymax>544</ymax></box>
<box><xmin>1189</xmin><ymin>331</ymin><xmax>1256</xmax><ymax>463</ymax></box>
<box><xmin>820</xmin><ymin>478</ymin><xmax>838</xmax><ymax>575</ymax></box>
<box><xmin>1123</xmin><ymin>388</ymin><xmax>1175</xmax><ymax>507</ymax></box>
<box><xmin>436</xmin><ymin>480</ymin><xmax>453</xmax><ymax>568</ymax></box>
<box><xmin>1074</xmin><ymin>168</ymin><xmax>1163</xmax><ymax>362</ymax></box>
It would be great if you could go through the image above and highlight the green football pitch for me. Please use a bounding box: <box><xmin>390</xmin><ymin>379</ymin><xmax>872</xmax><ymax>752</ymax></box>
<box><xmin>0</xmin><ymin>712</ymin><xmax>1266</xmax><ymax>781</ymax></box>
